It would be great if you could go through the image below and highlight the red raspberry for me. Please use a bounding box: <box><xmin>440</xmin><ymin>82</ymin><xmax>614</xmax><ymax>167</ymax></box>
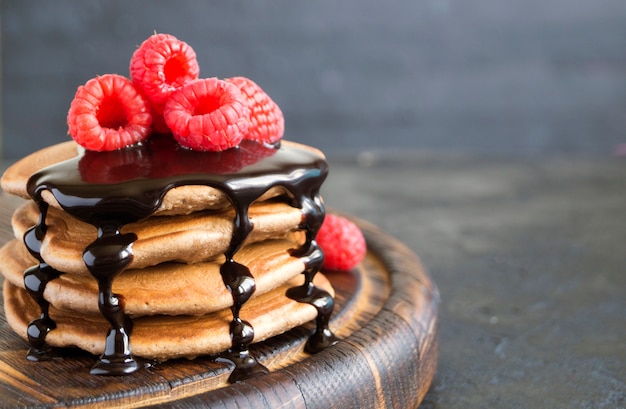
<box><xmin>129</xmin><ymin>33</ymin><xmax>200</xmax><ymax>124</ymax></box>
<box><xmin>67</xmin><ymin>74</ymin><xmax>152</xmax><ymax>151</ymax></box>
<box><xmin>163</xmin><ymin>78</ymin><xmax>251</xmax><ymax>151</ymax></box>
<box><xmin>317</xmin><ymin>214</ymin><xmax>367</xmax><ymax>271</ymax></box>
<box><xmin>226</xmin><ymin>76</ymin><xmax>284</xmax><ymax>144</ymax></box>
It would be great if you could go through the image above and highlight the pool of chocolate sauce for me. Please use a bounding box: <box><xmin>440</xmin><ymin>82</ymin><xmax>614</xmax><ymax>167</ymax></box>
<box><xmin>22</xmin><ymin>134</ymin><xmax>336</xmax><ymax>379</ymax></box>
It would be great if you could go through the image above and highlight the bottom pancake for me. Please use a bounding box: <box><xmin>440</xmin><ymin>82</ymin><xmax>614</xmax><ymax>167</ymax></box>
<box><xmin>3</xmin><ymin>272</ymin><xmax>334</xmax><ymax>361</ymax></box>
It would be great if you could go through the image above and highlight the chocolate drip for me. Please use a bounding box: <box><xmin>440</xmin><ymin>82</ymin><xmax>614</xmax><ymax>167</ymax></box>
<box><xmin>286</xmin><ymin>192</ymin><xmax>338</xmax><ymax>352</ymax></box>
<box><xmin>24</xmin><ymin>134</ymin><xmax>335</xmax><ymax>378</ymax></box>
<box><xmin>218</xmin><ymin>194</ymin><xmax>268</xmax><ymax>382</ymax></box>
<box><xmin>22</xmin><ymin>200</ymin><xmax>62</xmax><ymax>360</ymax></box>
<box><xmin>84</xmin><ymin>224</ymin><xmax>139</xmax><ymax>375</ymax></box>
<box><xmin>219</xmin><ymin>259</ymin><xmax>269</xmax><ymax>381</ymax></box>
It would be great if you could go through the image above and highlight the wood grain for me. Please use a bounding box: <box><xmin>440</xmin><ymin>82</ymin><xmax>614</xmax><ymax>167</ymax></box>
<box><xmin>0</xmin><ymin>194</ymin><xmax>439</xmax><ymax>408</ymax></box>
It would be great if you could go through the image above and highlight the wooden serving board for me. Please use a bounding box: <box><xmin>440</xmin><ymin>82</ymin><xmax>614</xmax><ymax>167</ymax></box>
<box><xmin>0</xmin><ymin>198</ymin><xmax>439</xmax><ymax>409</ymax></box>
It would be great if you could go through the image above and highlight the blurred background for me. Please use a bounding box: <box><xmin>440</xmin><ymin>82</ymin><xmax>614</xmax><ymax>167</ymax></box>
<box><xmin>2</xmin><ymin>0</ymin><xmax>626</xmax><ymax>159</ymax></box>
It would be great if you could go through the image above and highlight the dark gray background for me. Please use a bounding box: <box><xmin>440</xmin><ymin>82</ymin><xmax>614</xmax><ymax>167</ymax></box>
<box><xmin>3</xmin><ymin>0</ymin><xmax>626</xmax><ymax>159</ymax></box>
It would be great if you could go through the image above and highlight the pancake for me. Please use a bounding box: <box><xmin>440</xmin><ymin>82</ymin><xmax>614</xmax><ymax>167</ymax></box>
<box><xmin>0</xmin><ymin>238</ymin><xmax>306</xmax><ymax>316</ymax></box>
<box><xmin>0</xmin><ymin>139</ymin><xmax>317</xmax><ymax>215</ymax></box>
<box><xmin>11</xmin><ymin>199</ymin><xmax>305</xmax><ymax>275</ymax></box>
<box><xmin>4</xmin><ymin>272</ymin><xmax>334</xmax><ymax>360</ymax></box>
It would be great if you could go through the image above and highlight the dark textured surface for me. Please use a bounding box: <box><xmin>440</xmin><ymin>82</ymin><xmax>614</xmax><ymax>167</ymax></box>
<box><xmin>2</xmin><ymin>0</ymin><xmax>626</xmax><ymax>158</ymax></box>
<box><xmin>322</xmin><ymin>153</ymin><xmax>626</xmax><ymax>408</ymax></box>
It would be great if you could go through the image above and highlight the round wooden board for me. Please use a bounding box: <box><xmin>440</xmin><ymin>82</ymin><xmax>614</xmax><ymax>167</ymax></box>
<box><xmin>0</xmin><ymin>214</ymin><xmax>439</xmax><ymax>409</ymax></box>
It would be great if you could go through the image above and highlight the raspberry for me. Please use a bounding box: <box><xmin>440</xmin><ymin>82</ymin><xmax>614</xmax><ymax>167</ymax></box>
<box><xmin>67</xmin><ymin>74</ymin><xmax>152</xmax><ymax>151</ymax></box>
<box><xmin>163</xmin><ymin>78</ymin><xmax>251</xmax><ymax>151</ymax></box>
<box><xmin>129</xmin><ymin>33</ymin><xmax>200</xmax><ymax>118</ymax></box>
<box><xmin>317</xmin><ymin>214</ymin><xmax>367</xmax><ymax>271</ymax></box>
<box><xmin>226</xmin><ymin>77</ymin><xmax>284</xmax><ymax>144</ymax></box>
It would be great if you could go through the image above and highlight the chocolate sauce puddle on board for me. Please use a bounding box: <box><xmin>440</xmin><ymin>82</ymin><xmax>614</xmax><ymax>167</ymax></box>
<box><xmin>24</xmin><ymin>134</ymin><xmax>335</xmax><ymax>378</ymax></box>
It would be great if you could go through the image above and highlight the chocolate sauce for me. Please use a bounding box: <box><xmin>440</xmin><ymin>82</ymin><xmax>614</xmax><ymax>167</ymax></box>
<box><xmin>24</xmin><ymin>134</ymin><xmax>335</xmax><ymax>378</ymax></box>
<box><xmin>22</xmin><ymin>200</ymin><xmax>62</xmax><ymax>360</ymax></box>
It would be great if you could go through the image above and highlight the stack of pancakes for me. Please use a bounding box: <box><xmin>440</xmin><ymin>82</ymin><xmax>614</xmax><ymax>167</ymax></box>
<box><xmin>0</xmin><ymin>141</ymin><xmax>333</xmax><ymax>361</ymax></box>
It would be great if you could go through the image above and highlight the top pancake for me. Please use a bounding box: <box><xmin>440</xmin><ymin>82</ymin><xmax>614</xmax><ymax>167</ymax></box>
<box><xmin>0</xmin><ymin>139</ymin><xmax>324</xmax><ymax>216</ymax></box>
